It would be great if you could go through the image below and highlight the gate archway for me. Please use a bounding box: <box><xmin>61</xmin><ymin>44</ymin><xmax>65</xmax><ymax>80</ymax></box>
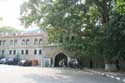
<box><xmin>54</xmin><ymin>53</ymin><xmax>67</xmax><ymax>67</ymax></box>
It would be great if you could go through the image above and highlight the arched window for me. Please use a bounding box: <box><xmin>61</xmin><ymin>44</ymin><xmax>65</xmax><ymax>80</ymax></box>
<box><xmin>22</xmin><ymin>39</ymin><xmax>25</xmax><ymax>45</ymax></box>
<box><xmin>34</xmin><ymin>39</ymin><xmax>38</xmax><ymax>45</ymax></box>
<box><xmin>26</xmin><ymin>39</ymin><xmax>29</xmax><ymax>45</ymax></box>
<box><xmin>39</xmin><ymin>39</ymin><xmax>42</xmax><ymax>45</ymax></box>
<box><xmin>14</xmin><ymin>40</ymin><xmax>17</xmax><ymax>45</ymax></box>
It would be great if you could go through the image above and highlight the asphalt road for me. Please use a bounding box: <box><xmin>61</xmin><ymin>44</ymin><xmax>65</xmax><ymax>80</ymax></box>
<box><xmin>0</xmin><ymin>65</ymin><xmax>122</xmax><ymax>83</ymax></box>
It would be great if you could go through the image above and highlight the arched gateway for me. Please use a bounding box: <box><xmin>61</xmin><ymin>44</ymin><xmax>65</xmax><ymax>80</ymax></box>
<box><xmin>54</xmin><ymin>53</ymin><xmax>67</xmax><ymax>67</ymax></box>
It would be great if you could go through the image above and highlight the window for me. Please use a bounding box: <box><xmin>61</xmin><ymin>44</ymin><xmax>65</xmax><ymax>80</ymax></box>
<box><xmin>3</xmin><ymin>40</ymin><xmax>6</xmax><ymax>45</ymax></box>
<box><xmin>26</xmin><ymin>50</ymin><xmax>28</xmax><ymax>55</ymax></box>
<box><xmin>26</xmin><ymin>39</ymin><xmax>29</xmax><ymax>45</ymax></box>
<box><xmin>14</xmin><ymin>40</ymin><xmax>17</xmax><ymax>45</ymax></box>
<box><xmin>22</xmin><ymin>39</ymin><xmax>25</xmax><ymax>45</ymax></box>
<box><xmin>39</xmin><ymin>39</ymin><xmax>42</xmax><ymax>45</ymax></box>
<box><xmin>34</xmin><ymin>39</ymin><xmax>38</xmax><ymax>45</ymax></box>
<box><xmin>39</xmin><ymin>49</ymin><xmax>42</xmax><ymax>55</ymax></box>
<box><xmin>21</xmin><ymin>50</ymin><xmax>24</xmax><ymax>55</ymax></box>
<box><xmin>13</xmin><ymin>50</ymin><xmax>16</xmax><ymax>55</ymax></box>
<box><xmin>9</xmin><ymin>50</ymin><xmax>12</xmax><ymax>55</ymax></box>
<box><xmin>10</xmin><ymin>40</ymin><xmax>13</xmax><ymax>45</ymax></box>
<box><xmin>2</xmin><ymin>50</ymin><xmax>4</xmax><ymax>55</ymax></box>
<box><xmin>34</xmin><ymin>50</ymin><xmax>37</xmax><ymax>55</ymax></box>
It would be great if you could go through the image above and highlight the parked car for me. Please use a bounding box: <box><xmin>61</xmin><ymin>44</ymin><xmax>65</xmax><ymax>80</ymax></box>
<box><xmin>18</xmin><ymin>60</ymin><xmax>32</xmax><ymax>66</ymax></box>
<box><xmin>69</xmin><ymin>59</ymin><xmax>79</xmax><ymax>68</ymax></box>
<box><xmin>13</xmin><ymin>58</ymin><xmax>20</xmax><ymax>65</ymax></box>
<box><xmin>0</xmin><ymin>58</ymin><xmax>8</xmax><ymax>64</ymax></box>
<box><xmin>7</xmin><ymin>58</ymin><xmax>16</xmax><ymax>65</ymax></box>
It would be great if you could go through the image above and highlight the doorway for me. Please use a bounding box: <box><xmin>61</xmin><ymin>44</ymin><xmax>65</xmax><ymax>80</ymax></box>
<box><xmin>54</xmin><ymin>53</ymin><xmax>67</xmax><ymax>67</ymax></box>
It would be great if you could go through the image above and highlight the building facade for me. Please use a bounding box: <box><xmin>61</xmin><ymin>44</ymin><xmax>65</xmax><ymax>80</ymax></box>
<box><xmin>0</xmin><ymin>31</ymin><xmax>70</xmax><ymax>67</ymax></box>
<box><xmin>0</xmin><ymin>31</ymin><xmax>48</xmax><ymax>66</ymax></box>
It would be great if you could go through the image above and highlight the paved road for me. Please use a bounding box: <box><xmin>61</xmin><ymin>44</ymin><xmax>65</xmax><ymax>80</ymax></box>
<box><xmin>0</xmin><ymin>65</ymin><xmax>123</xmax><ymax>83</ymax></box>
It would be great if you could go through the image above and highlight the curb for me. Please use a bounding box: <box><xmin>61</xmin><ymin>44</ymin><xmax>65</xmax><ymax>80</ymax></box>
<box><xmin>85</xmin><ymin>69</ymin><xmax>125</xmax><ymax>83</ymax></box>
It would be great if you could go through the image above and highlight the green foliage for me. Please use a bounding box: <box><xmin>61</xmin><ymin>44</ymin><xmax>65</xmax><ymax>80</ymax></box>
<box><xmin>20</xmin><ymin>0</ymin><xmax>125</xmax><ymax>64</ymax></box>
<box><xmin>115</xmin><ymin>0</ymin><xmax>125</xmax><ymax>14</ymax></box>
<box><xmin>103</xmin><ymin>13</ymin><xmax>125</xmax><ymax>62</ymax></box>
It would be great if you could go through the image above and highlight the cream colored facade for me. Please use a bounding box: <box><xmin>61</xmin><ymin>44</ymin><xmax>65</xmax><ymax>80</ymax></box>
<box><xmin>0</xmin><ymin>31</ymin><xmax>70</xmax><ymax>67</ymax></box>
<box><xmin>0</xmin><ymin>31</ymin><xmax>69</xmax><ymax>66</ymax></box>
<box><xmin>0</xmin><ymin>31</ymin><xmax>48</xmax><ymax>66</ymax></box>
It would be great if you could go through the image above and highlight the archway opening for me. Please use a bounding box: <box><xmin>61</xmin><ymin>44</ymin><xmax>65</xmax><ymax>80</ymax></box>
<box><xmin>54</xmin><ymin>53</ymin><xmax>67</xmax><ymax>67</ymax></box>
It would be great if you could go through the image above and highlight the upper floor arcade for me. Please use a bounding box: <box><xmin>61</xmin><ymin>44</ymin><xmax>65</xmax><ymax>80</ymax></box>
<box><xmin>0</xmin><ymin>31</ymin><xmax>48</xmax><ymax>48</ymax></box>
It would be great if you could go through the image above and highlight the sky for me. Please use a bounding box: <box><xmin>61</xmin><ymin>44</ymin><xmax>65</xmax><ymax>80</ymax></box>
<box><xmin>0</xmin><ymin>0</ymin><xmax>29</xmax><ymax>30</ymax></box>
<box><xmin>0</xmin><ymin>0</ymin><xmax>85</xmax><ymax>31</ymax></box>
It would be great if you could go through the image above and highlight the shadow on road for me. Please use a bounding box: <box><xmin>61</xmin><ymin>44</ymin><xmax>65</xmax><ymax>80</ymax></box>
<box><xmin>22</xmin><ymin>68</ymin><xmax>92</xmax><ymax>83</ymax></box>
<box><xmin>22</xmin><ymin>68</ymin><xmax>122</xmax><ymax>83</ymax></box>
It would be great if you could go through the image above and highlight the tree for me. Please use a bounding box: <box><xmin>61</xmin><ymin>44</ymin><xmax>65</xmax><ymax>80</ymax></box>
<box><xmin>20</xmin><ymin>0</ymin><xmax>125</xmax><ymax>70</ymax></box>
<box><xmin>20</xmin><ymin>0</ymin><xmax>86</xmax><ymax>54</ymax></box>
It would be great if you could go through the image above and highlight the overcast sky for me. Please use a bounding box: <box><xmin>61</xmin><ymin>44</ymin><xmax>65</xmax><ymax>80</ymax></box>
<box><xmin>0</xmin><ymin>0</ymin><xmax>29</xmax><ymax>30</ymax></box>
<box><xmin>0</xmin><ymin>0</ymin><xmax>85</xmax><ymax>31</ymax></box>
